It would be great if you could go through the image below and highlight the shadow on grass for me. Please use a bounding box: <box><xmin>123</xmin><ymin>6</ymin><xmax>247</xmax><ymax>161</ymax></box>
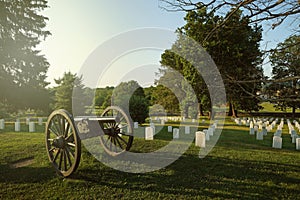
<box><xmin>70</xmin><ymin>147</ymin><xmax>300</xmax><ymax>199</ymax></box>
<box><xmin>0</xmin><ymin>164</ymin><xmax>56</xmax><ymax>183</ymax></box>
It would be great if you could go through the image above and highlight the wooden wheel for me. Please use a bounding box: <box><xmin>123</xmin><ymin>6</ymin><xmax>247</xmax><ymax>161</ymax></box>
<box><xmin>100</xmin><ymin>106</ymin><xmax>133</xmax><ymax>156</ymax></box>
<box><xmin>45</xmin><ymin>109</ymin><xmax>81</xmax><ymax>177</ymax></box>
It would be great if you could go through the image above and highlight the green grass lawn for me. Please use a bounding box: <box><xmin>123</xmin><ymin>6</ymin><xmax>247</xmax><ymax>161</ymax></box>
<box><xmin>0</xmin><ymin>119</ymin><xmax>299</xmax><ymax>199</ymax></box>
<box><xmin>259</xmin><ymin>102</ymin><xmax>300</xmax><ymax>113</ymax></box>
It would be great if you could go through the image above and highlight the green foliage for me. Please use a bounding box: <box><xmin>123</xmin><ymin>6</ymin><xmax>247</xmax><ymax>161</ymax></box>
<box><xmin>159</xmin><ymin>8</ymin><xmax>263</xmax><ymax>117</ymax></box>
<box><xmin>151</xmin><ymin>85</ymin><xmax>180</xmax><ymax>115</ymax></box>
<box><xmin>112</xmin><ymin>81</ymin><xmax>149</xmax><ymax>123</ymax></box>
<box><xmin>268</xmin><ymin>35</ymin><xmax>300</xmax><ymax>115</ymax></box>
<box><xmin>0</xmin><ymin>0</ymin><xmax>51</xmax><ymax>112</ymax></box>
<box><xmin>53</xmin><ymin>72</ymin><xmax>85</xmax><ymax>113</ymax></box>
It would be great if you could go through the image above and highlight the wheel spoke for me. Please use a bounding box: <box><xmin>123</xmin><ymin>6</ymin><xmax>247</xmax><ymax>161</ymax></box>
<box><xmin>65</xmin><ymin>145</ymin><xmax>75</xmax><ymax>158</ymax></box>
<box><xmin>61</xmin><ymin>118</ymin><xmax>66</xmax><ymax>137</ymax></box>
<box><xmin>65</xmin><ymin>149</ymin><xmax>72</xmax><ymax>167</ymax></box>
<box><xmin>117</xmin><ymin>134</ymin><xmax>129</xmax><ymax>146</ymax></box>
<box><xmin>67</xmin><ymin>142</ymin><xmax>76</xmax><ymax>147</ymax></box>
<box><xmin>64</xmin><ymin>122</ymin><xmax>70</xmax><ymax>138</ymax></box>
<box><xmin>66</xmin><ymin>133</ymin><xmax>74</xmax><ymax>142</ymax></box>
<box><xmin>49</xmin><ymin>147</ymin><xmax>56</xmax><ymax>153</ymax></box>
<box><xmin>53</xmin><ymin>116</ymin><xmax>62</xmax><ymax>135</ymax></box>
<box><xmin>115</xmin><ymin>137</ymin><xmax>124</xmax><ymax>150</ymax></box>
<box><xmin>63</xmin><ymin>149</ymin><xmax>67</xmax><ymax>171</ymax></box>
<box><xmin>58</xmin><ymin>150</ymin><xmax>63</xmax><ymax>170</ymax></box>
<box><xmin>49</xmin><ymin>120</ymin><xmax>60</xmax><ymax>136</ymax></box>
<box><xmin>53</xmin><ymin>148</ymin><xmax>61</xmax><ymax>163</ymax></box>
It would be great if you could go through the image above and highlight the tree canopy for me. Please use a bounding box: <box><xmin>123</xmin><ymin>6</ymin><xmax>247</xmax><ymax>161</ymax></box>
<box><xmin>0</xmin><ymin>0</ymin><xmax>51</xmax><ymax>111</ymax></box>
<box><xmin>266</xmin><ymin>35</ymin><xmax>300</xmax><ymax>116</ymax></box>
<box><xmin>112</xmin><ymin>81</ymin><xmax>149</xmax><ymax>123</ymax></box>
<box><xmin>159</xmin><ymin>8</ymin><xmax>263</xmax><ymax>117</ymax></box>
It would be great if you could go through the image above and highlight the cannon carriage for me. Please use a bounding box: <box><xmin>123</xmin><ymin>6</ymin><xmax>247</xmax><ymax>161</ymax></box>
<box><xmin>45</xmin><ymin>106</ymin><xmax>133</xmax><ymax>177</ymax></box>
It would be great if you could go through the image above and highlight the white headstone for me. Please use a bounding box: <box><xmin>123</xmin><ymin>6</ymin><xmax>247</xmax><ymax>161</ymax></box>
<box><xmin>292</xmin><ymin>135</ymin><xmax>298</xmax><ymax>143</ymax></box>
<box><xmin>274</xmin><ymin>130</ymin><xmax>282</xmax><ymax>137</ymax></box>
<box><xmin>26</xmin><ymin>118</ymin><xmax>30</xmax><ymax>125</ymax></box>
<box><xmin>145</xmin><ymin>127</ymin><xmax>154</xmax><ymax>140</ymax></box>
<box><xmin>29</xmin><ymin>122</ymin><xmax>35</xmax><ymax>132</ymax></box>
<box><xmin>173</xmin><ymin>128</ymin><xmax>179</xmax><ymax>139</ymax></box>
<box><xmin>272</xmin><ymin>136</ymin><xmax>282</xmax><ymax>149</ymax></box>
<box><xmin>249</xmin><ymin>128</ymin><xmax>255</xmax><ymax>135</ymax></box>
<box><xmin>161</xmin><ymin>119</ymin><xmax>165</xmax><ymax>125</ymax></box>
<box><xmin>0</xmin><ymin>119</ymin><xmax>4</xmax><ymax>129</ymax></box>
<box><xmin>256</xmin><ymin>131</ymin><xmax>263</xmax><ymax>140</ymax></box>
<box><xmin>192</xmin><ymin>119</ymin><xmax>196</xmax><ymax>123</ymax></box>
<box><xmin>262</xmin><ymin>126</ymin><xmax>267</xmax><ymax>136</ymax></box>
<box><xmin>208</xmin><ymin>127</ymin><xmax>214</xmax><ymax>136</ymax></box>
<box><xmin>254</xmin><ymin>125</ymin><xmax>258</xmax><ymax>132</ymax></box>
<box><xmin>15</xmin><ymin>121</ymin><xmax>21</xmax><ymax>132</ymax></box>
<box><xmin>168</xmin><ymin>126</ymin><xmax>172</xmax><ymax>132</ymax></box>
<box><xmin>195</xmin><ymin>131</ymin><xmax>205</xmax><ymax>147</ymax></box>
<box><xmin>134</xmin><ymin>122</ymin><xmax>139</xmax><ymax>129</ymax></box>
<box><xmin>185</xmin><ymin>126</ymin><xmax>190</xmax><ymax>134</ymax></box>
<box><xmin>203</xmin><ymin>129</ymin><xmax>209</xmax><ymax>141</ymax></box>
<box><xmin>38</xmin><ymin>118</ymin><xmax>43</xmax><ymax>126</ymax></box>
<box><xmin>202</xmin><ymin>119</ymin><xmax>205</xmax><ymax>124</ymax></box>
<box><xmin>291</xmin><ymin>130</ymin><xmax>297</xmax><ymax>137</ymax></box>
<box><xmin>150</xmin><ymin>123</ymin><xmax>155</xmax><ymax>135</ymax></box>
<box><xmin>296</xmin><ymin>138</ymin><xmax>300</xmax><ymax>150</ymax></box>
<box><xmin>213</xmin><ymin>122</ymin><xmax>218</xmax><ymax>129</ymax></box>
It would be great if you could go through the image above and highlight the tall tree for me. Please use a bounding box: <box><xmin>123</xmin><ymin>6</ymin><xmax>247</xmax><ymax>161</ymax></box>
<box><xmin>268</xmin><ymin>35</ymin><xmax>300</xmax><ymax>117</ymax></box>
<box><xmin>53</xmin><ymin>72</ymin><xmax>85</xmax><ymax>114</ymax></box>
<box><xmin>151</xmin><ymin>84</ymin><xmax>180</xmax><ymax>115</ymax></box>
<box><xmin>112</xmin><ymin>81</ymin><xmax>149</xmax><ymax>123</ymax></box>
<box><xmin>0</xmin><ymin>0</ymin><xmax>51</xmax><ymax>111</ymax></box>
<box><xmin>159</xmin><ymin>8</ymin><xmax>263</xmax><ymax>118</ymax></box>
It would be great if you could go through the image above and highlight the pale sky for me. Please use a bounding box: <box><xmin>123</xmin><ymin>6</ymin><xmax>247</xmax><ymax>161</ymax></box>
<box><xmin>39</xmin><ymin>0</ymin><xmax>296</xmax><ymax>88</ymax></box>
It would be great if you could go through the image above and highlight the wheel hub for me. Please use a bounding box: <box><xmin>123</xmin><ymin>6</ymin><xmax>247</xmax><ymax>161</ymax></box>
<box><xmin>52</xmin><ymin>136</ymin><xmax>65</xmax><ymax>149</ymax></box>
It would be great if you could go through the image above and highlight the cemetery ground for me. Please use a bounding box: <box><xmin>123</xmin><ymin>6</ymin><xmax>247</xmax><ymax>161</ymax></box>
<box><xmin>0</xmin><ymin>118</ymin><xmax>299</xmax><ymax>199</ymax></box>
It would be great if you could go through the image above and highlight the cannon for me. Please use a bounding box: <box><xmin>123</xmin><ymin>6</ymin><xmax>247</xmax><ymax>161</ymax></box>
<box><xmin>45</xmin><ymin>106</ymin><xmax>133</xmax><ymax>177</ymax></box>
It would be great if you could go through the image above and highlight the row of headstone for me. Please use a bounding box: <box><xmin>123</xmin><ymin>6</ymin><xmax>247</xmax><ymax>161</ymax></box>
<box><xmin>0</xmin><ymin>118</ymin><xmax>44</xmax><ymax>132</ymax></box>
<box><xmin>151</xmin><ymin>116</ymin><xmax>198</xmax><ymax>123</ymax></box>
<box><xmin>144</xmin><ymin>124</ymin><xmax>191</xmax><ymax>140</ymax></box>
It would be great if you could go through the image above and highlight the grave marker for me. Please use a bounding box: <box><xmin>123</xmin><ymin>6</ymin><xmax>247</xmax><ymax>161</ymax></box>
<box><xmin>195</xmin><ymin>131</ymin><xmax>205</xmax><ymax>147</ymax></box>
<box><xmin>0</xmin><ymin>119</ymin><xmax>4</xmax><ymax>129</ymax></box>
<box><xmin>272</xmin><ymin>136</ymin><xmax>282</xmax><ymax>149</ymax></box>
<box><xmin>38</xmin><ymin>118</ymin><xmax>43</xmax><ymax>126</ymax></box>
<box><xmin>296</xmin><ymin>138</ymin><xmax>300</xmax><ymax>150</ymax></box>
<box><xmin>173</xmin><ymin>128</ymin><xmax>179</xmax><ymax>139</ymax></box>
<box><xmin>29</xmin><ymin>122</ymin><xmax>35</xmax><ymax>132</ymax></box>
<box><xmin>15</xmin><ymin>121</ymin><xmax>20</xmax><ymax>132</ymax></box>
<box><xmin>145</xmin><ymin>127</ymin><xmax>154</xmax><ymax>140</ymax></box>
<box><xmin>256</xmin><ymin>131</ymin><xmax>263</xmax><ymax>140</ymax></box>
<box><xmin>203</xmin><ymin>129</ymin><xmax>209</xmax><ymax>141</ymax></box>
<box><xmin>249</xmin><ymin>128</ymin><xmax>255</xmax><ymax>135</ymax></box>
<box><xmin>185</xmin><ymin>126</ymin><xmax>190</xmax><ymax>134</ymax></box>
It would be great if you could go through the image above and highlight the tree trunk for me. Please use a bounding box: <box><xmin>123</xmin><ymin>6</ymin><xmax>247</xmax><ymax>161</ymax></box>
<box><xmin>228</xmin><ymin>102</ymin><xmax>233</xmax><ymax>116</ymax></box>
<box><xmin>184</xmin><ymin>104</ymin><xmax>189</xmax><ymax>118</ymax></box>
<box><xmin>292</xmin><ymin>106</ymin><xmax>296</xmax><ymax>119</ymax></box>
<box><xmin>198</xmin><ymin>103</ymin><xmax>204</xmax><ymax>116</ymax></box>
<box><xmin>231</xmin><ymin>103</ymin><xmax>237</xmax><ymax>118</ymax></box>
<box><xmin>208</xmin><ymin>109</ymin><xmax>215</xmax><ymax>120</ymax></box>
